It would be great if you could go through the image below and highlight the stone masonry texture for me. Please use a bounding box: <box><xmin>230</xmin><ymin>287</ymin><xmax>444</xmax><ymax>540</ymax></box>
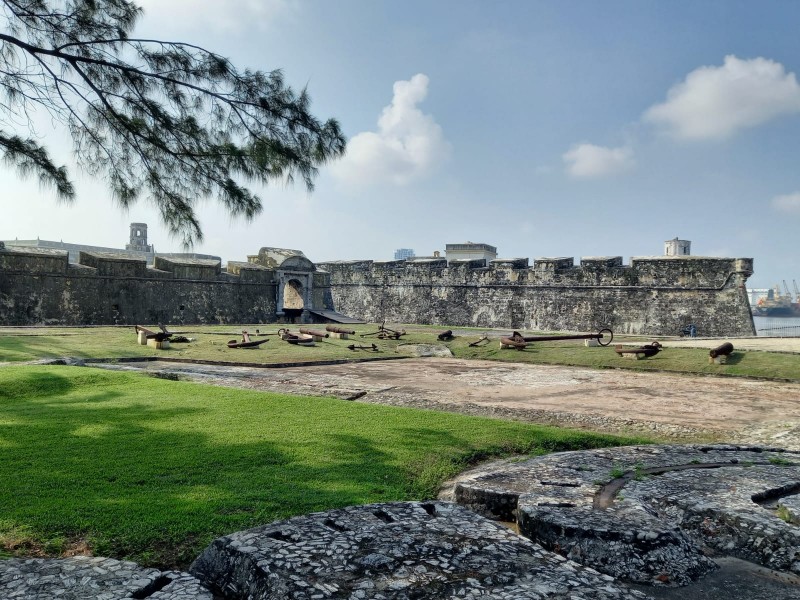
<box><xmin>0</xmin><ymin>245</ymin><xmax>755</xmax><ymax>336</ymax></box>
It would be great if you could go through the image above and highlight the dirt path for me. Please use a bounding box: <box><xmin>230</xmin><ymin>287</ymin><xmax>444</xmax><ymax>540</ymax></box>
<box><xmin>98</xmin><ymin>357</ymin><xmax>800</xmax><ymax>449</ymax></box>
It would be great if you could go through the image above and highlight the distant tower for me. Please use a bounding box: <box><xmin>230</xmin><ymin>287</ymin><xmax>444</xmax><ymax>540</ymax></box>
<box><xmin>394</xmin><ymin>248</ymin><xmax>415</xmax><ymax>260</ymax></box>
<box><xmin>126</xmin><ymin>223</ymin><xmax>153</xmax><ymax>252</ymax></box>
<box><xmin>664</xmin><ymin>237</ymin><xmax>691</xmax><ymax>256</ymax></box>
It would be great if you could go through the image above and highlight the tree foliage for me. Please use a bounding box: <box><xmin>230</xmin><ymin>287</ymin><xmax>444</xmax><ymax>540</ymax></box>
<box><xmin>0</xmin><ymin>0</ymin><xmax>346</xmax><ymax>245</ymax></box>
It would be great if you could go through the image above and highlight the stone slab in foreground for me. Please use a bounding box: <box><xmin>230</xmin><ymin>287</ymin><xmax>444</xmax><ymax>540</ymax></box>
<box><xmin>454</xmin><ymin>444</ymin><xmax>800</xmax><ymax>586</ymax></box>
<box><xmin>0</xmin><ymin>555</ymin><xmax>212</xmax><ymax>599</ymax></box>
<box><xmin>191</xmin><ymin>500</ymin><xmax>649</xmax><ymax>599</ymax></box>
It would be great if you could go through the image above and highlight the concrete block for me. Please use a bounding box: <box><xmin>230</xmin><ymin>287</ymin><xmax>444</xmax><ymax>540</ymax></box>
<box><xmin>621</xmin><ymin>352</ymin><xmax>643</xmax><ymax>360</ymax></box>
<box><xmin>137</xmin><ymin>331</ymin><xmax>148</xmax><ymax>345</ymax></box>
<box><xmin>147</xmin><ymin>339</ymin><xmax>170</xmax><ymax>350</ymax></box>
<box><xmin>329</xmin><ymin>332</ymin><xmax>349</xmax><ymax>340</ymax></box>
<box><xmin>710</xmin><ymin>355</ymin><xmax>727</xmax><ymax>365</ymax></box>
<box><xmin>584</xmin><ymin>339</ymin><xmax>600</xmax><ymax>347</ymax></box>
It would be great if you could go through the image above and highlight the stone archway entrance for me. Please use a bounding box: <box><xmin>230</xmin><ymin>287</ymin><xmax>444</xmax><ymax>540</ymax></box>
<box><xmin>283</xmin><ymin>279</ymin><xmax>305</xmax><ymax>322</ymax></box>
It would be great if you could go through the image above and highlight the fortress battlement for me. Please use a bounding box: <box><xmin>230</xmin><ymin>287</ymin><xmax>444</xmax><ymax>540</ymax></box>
<box><xmin>318</xmin><ymin>255</ymin><xmax>754</xmax><ymax>290</ymax></box>
<box><xmin>0</xmin><ymin>242</ymin><xmax>756</xmax><ymax>336</ymax></box>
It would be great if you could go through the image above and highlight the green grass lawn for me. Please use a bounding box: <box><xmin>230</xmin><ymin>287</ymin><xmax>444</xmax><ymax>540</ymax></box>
<box><xmin>0</xmin><ymin>365</ymin><xmax>644</xmax><ymax>568</ymax></box>
<box><xmin>1</xmin><ymin>324</ymin><xmax>798</xmax><ymax>381</ymax></box>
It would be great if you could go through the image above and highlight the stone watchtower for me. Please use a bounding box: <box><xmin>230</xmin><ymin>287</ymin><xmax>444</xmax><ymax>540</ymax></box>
<box><xmin>664</xmin><ymin>237</ymin><xmax>691</xmax><ymax>256</ymax></box>
<box><xmin>126</xmin><ymin>223</ymin><xmax>153</xmax><ymax>253</ymax></box>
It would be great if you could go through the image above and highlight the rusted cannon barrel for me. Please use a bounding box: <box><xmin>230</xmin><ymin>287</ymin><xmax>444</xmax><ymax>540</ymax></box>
<box><xmin>437</xmin><ymin>330</ymin><xmax>454</xmax><ymax>341</ymax></box>
<box><xmin>326</xmin><ymin>325</ymin><xmax>356</xmax><ymax>335</ymax></box>
<box><xmin>300</xmin><ymin>328</ymin><xmax>329</xmax><ymax>338</ymax></box>
<box><xmin>709</xmin><ymin>342</ymin><xmax>734</xmax><ymax>358</ymax></box>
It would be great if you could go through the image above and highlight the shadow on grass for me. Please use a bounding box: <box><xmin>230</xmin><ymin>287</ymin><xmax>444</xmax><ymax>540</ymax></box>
<box><xmin>0</xmin><ymin>367</ymin><xmax>638</xmax><ymax>570</ymax></box>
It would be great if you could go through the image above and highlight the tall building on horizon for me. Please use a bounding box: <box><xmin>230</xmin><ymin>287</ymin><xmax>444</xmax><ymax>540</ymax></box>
<box><xmin>394</xmin><ymin>248</ymin><xmax>415</xmax><ymax>260</ymax></box>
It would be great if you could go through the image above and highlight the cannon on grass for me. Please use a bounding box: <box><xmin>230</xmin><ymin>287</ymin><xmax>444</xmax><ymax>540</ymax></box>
<box><xmin>614</xmin><ymin>341</ymin><xmax>662</xmax><ymax>359</ymax></box>
<box><xmin>709</xmin><ymin>342</ymin><xmax>734</xmax><ymax>364</ymax></box>
<box><xmin>326</xmin><ymin>325</ymin><xmax>355</xmax><ymax>335</ymax></box>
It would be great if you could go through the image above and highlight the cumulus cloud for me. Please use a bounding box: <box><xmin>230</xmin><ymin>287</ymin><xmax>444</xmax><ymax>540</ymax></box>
<box><xmin>771</xmin><ymin>192</ymin><xmax>800</xmax><ymax>215</ymax></box>
<box><xmin>331</xmin><ymin>74</ymin><xmax>451</xmax><ymax>186</ymax></box>
<box><xmin>137</xmin><ymin>0</ymin><xmax>294</xmax><ymax>33</ymax></box>
<box><xmin>562</xmin><ymin>143</ymin><xmax>633</xmax><ymax>178</ymax></box>
<box><xmin>644</xmin><ymin>55</ymin><xmax>800</xmax><ymax>140</ymax></box>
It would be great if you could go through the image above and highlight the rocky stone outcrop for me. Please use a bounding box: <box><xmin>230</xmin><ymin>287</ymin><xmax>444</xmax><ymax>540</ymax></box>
<box><xmin>0</xmin><ymin>556</ymin><xmax>211</xmax><ymax>599</ymax></box>
<box><xmin>190</xmin><ymin>501</ymin><xmax>649</xmax><ymax>599</ymax></box>
<box><xmin>453</xmin><ymin>444</ymin><xmax>800</xmax><ymax>586</ymax></box>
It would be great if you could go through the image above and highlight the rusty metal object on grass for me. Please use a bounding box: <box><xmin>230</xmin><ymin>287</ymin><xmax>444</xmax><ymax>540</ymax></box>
<box><xmin>347</xmin><ymin>343</ymin><xmax>379</xmax><ymax>352</ymax></box>
<box><xmin>709</xmin><ymin>342</ymin><xmax>734</xmax><ymax>359</ymax></box>
<box><xmin>135</xmin><ymin>325</ymin><xmax>171</xmax><ymax>342</ymax></box>
<box><xmin>512</xmin><ymin>328</ymin><xmax>614</xmax><ymax>346</ymax></box>
<box><xmin>300</xmin><ymin>328</ymin><xmax>330</xmax><ymax>338</ymax></box>
<box><xmin>326</xmin><ymin>325</ymin><xmax>356</xmax><ymax>335</ymax></box>
<box><xmin>500</xmin><ymin>336</ymin><xmax>528</xmax><ymax>350</ymax></box>
<box><xmin>468</xmin><ymin>336</ymin><xmax>490</xmax><ymax>347</ymax></box>
<box><xmin>438</xmin><ymin>330</ymin><xmax>454</xmax><ymax>341</ymax></box>
<box><xmin>614</xmin><ymin>341</ymin><xmax>662</xmax><ymax>358</ymax></box>
<box><xmin>227</xmin><ymin>330</ymin><xmax>269</xmax><ymax>349</ymax></box>
<box><xmin>279</xmin><ymin>329</ymin><xmax>316</xmax><ymax>346</ymax></box>
<box><xmin>361</xmin><ymin>321</ymin><xmax>406</xmax><ymax>340</ymax></box>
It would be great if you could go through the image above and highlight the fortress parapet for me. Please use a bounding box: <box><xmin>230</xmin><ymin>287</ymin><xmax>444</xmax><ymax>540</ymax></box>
<box><xmin>0</xmin><ymin>242</ymin><xmax>755</xmax><ymax>335</ymax></box>
<box><xmin>317</xmin><ymin>254</ymin><xmax>755</xmax><ymax>337</ymax></box>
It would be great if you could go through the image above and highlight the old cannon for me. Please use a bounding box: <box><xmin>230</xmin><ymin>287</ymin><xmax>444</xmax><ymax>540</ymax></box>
<box><xmin>326</xmin><ymin>325</ymin><xmax>356</xmax><ymax>335</ymax></box>
<box><xmin>709</xmin><ymin>342</ymin><xmax>734</xmax><ymax>364</ymax></box>
<box><xmin>709</xmin><ymin>342</ymin><xmax>734</xmax><ymax>358</ymax></box>
<box><xmin>614</xmin><ymin>341</ymin><xmax>662</xmax><ymax>359</ymax></box>
<box><xmin>300</xmin><ymin>328</ymin><xmax>330</xmax><ymax>339</ymax></box>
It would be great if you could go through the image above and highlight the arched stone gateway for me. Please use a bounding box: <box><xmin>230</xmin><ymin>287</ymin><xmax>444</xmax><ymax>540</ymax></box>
<box><xmin>248</xmin><ymin>247</ymin><xmax>316</xmax><ymax>323</ymax></box>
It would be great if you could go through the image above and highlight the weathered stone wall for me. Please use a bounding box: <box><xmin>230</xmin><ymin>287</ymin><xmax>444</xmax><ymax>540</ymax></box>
<box><xmin>318</xmin><ymin>256</ymin><xmax>756</xmax><ymax>336</ymax></box>
<box><xmin>0</xmin><ymin>245</ymin><xmax>756</xmax><ymax>335</ymax></box>
<box><xmin>0</xmin><ymin>248</ymin><xmax>278</xmax><ymax>325</ymax></box>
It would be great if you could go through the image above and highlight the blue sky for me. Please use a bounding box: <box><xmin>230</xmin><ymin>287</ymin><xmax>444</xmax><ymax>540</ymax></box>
<box><xmin>3</xmin><ymin>0</ymin><xmax>800</xmax><ymax>288</ymax></box>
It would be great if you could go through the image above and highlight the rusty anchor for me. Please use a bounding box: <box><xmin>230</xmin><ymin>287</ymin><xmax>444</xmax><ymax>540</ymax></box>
<box><xmin>509</xmin><ymin>328</ymin><xmax>614</xmax><ymax>347</ymax></box>
<box><xmin>347</xmin><ymin>343</ymin><xmax>380</xmax><ymax>352</ymax></box>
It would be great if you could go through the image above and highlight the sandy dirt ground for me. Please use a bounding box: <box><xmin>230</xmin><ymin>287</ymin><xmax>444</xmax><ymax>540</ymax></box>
<box><xmin>102</xmin><ymin>356</ymin><xmax>800</xmax><ymax>449</ymax></box>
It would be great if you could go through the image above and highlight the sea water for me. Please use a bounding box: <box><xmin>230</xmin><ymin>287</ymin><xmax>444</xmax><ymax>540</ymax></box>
<box><xmin>753</xmin><ymin>316</ymin><xmax>800</xmax><ymax>337</ymax></box>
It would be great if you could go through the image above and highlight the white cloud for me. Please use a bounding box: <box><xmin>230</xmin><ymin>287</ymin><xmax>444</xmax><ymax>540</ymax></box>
<box><xmin>136</xmin><ymin>0</ymin><xmax>294</xmax><ymax>33</ymax></box>
<box><xmin>331</xmin><ymin>74</ymin><xmax>451</xmax><ymax>186</ymax></box>
<box><xmin>644</xmin><ymin>55</ymin><xmax>800</xmax><ymax>140</ymax></box>
<box><xmin>771</xmin><ymin>192</ymin><xmax>800</xmax><ymax>215</ymax></box>
<box><xmin>562</xmin><ymin>143</ymin><xmax>633</xmax><ymax>178</ymax></box>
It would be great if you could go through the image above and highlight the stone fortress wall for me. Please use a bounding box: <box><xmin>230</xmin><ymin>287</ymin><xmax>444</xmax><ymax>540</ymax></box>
<box><xmin>317</xmin><ymin>255</ymin><xmax>756</xmax><ymax>337</ymax></box>
<box><xmin>0</xmin><ymin>237</ymin><xmax>756</xmax><ymax>336</ymax></box>
<box><xmin>0</xmin><ymin>247</ymin><xmax>278</xmax><ymax>326</ymax></box>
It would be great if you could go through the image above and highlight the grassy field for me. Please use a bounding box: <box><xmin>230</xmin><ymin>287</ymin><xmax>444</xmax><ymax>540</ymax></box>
<box><xmin>1</xmin><ymin>324</ymin><xmax>799</xmax><ymax>381</ymax></box>
<box><xmin>0</xmin><ymin>365</ymin><xmax>645</xmax><ymax>568</ymax></box>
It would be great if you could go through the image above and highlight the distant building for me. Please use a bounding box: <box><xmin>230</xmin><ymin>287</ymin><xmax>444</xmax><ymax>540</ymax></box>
<box><xmin>664</xmin><ymin>238</ymin><xmax>691</xmax><ymax>256</ymax></box>
<box><xmin>2</xmin><ymin>223</ymin><xmax>220</xmax><ymax>265</ymax></box>
<box><xmin>394</xmin><ymin>248</ymin><xmax>415</xmax><ymax>260</ymax></box>
<box><xmin>445</xmin><ymin>242</ymin><xmax>497</xmax><ymax>264</ymax></box>
<box><xmin>126</xmin><ymin>222</ymin><xmax>153</xmax><ymax>253</ymax></box>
